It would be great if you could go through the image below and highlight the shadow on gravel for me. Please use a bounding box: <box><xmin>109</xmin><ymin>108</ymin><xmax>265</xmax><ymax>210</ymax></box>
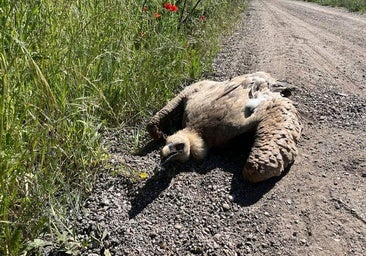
<box><xmin>229</xmin><ymin>165</ymin><xmax>290</xmax><ymax>206</ymax></box>
<box><xmin>128</xmin><ymin>167</ymin><xmax>179</xmax><ymax>219</ymax></box>
<box><xmin>129</xmin><ymin>133</ymin><xmax>290</xmax><ymax>218</ymax></box>
<box><xmin>134</xmin><ymin>139</ymin><xmax>164</xmax><ymax>156</ymax></box>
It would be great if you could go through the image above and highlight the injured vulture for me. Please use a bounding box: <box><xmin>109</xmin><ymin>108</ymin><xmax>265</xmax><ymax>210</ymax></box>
<box><xmin>147</xmin><ymin>72</ymin><xmax>302</xmax><ymax>183</ymax></box>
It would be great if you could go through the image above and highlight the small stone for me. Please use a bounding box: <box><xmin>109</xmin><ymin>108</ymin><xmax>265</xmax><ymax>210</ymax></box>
<box><xmin>124</xmin><ymin>228</ymin><xmax>132</xmax><ymax>235</ymax></box>
<box><xmin>264</xmin><ymin>211</ymin><xmax>270</xmax><ymax>216</ymax></box>
<box><xmin>174</xmin><ymin>223</ymin><xmax>183</xmax><ymax>229</ymax></box>
<box><xmin>159</xmin><ymin>241</ymin><xmax>168</xmax><ymax>249</ymax></box>
<box><xmin>246</xmin><ymin>233</ymin><xmax>256</xmax><ymax>241</ymax></box>
<box><xmin>100</xmin><ymin>197</ymin><xmax>110</xmax><ymax>206</ymax></box>
<box><xmin>213</xmin><ymin>241</ymin><xmax>220</xmax><ymax>249</ymax></box>
<box><xmin>227</xmin><ymin>194</ymin><xmax>234</xmax><ymax>201</ymax></box>
<box><xmin>222</xmin><ymin>203</ymin><xmax>230</xmax><ymax>211</ymax></box>
<box><xmin>213</xmin><ymin>233</ymin><xmax>221</xmax><ymax>240</ymax></box>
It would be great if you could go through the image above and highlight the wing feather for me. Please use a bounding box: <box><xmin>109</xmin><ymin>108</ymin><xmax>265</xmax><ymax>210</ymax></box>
<box><xmin>243</xmin><ymin>96</ymin><xmax>302</xmax><ymax>183</ymax></box>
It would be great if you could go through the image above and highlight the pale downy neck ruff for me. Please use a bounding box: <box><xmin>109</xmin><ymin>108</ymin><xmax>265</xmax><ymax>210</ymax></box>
<box><xmin>173</xmin><ymin>128</ymin><xmax>207</xmax><ymax>160</ymax></box>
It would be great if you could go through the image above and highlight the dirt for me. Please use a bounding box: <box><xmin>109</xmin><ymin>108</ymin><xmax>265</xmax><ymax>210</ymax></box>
<box><xmin>66</xmin><ymin>0</ymin><xmax>366</xmax><ymax>255</ymax></box>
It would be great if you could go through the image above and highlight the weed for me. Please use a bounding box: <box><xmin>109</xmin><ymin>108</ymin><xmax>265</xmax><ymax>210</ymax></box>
<box><xmin>0</xmin><ymin>0</ymin><xmax>246</xmax><ymax>254</ymax></box>
<box><xmin>304</xmin><ymin>0</ymin><xmax>366</xmax><ymax>12</ymax></box>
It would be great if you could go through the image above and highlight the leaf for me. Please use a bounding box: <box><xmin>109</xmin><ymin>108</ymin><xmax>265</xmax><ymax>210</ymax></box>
<box><xmin>104</xmin><ymin>249</ymin><xmax>112</xmax><ymax>256</ymax></box>
<box><xmin>102</xmin><ymin>229</ymin><xmax>109</xmax><ymax>241</ymax></box>
<box><xmin>139</xmin><ymin>172</ymin><xmax>148</xmax><ymax>179</ymax></box>
<box><xmin>26</xmin><ymin>238</ymin><xmax>52</xmax><ymax>249</ymax></box>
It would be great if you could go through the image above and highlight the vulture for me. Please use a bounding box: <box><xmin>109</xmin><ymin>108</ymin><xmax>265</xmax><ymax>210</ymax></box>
<box><xmin>147</xmin><ymin>72</ymin><xmax>302</xmax><ymax>183</ymax></box>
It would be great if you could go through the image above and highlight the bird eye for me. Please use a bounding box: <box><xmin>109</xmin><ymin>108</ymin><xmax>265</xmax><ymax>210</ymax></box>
<box><xmin>175</xmin><ymin>143</ymin><xmax>185</xmax><ymax>151</ymax></box>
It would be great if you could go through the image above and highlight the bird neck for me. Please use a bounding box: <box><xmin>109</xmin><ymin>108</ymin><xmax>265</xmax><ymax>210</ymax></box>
<box><xmin>180</xmin><ymin>128</ymin><xmax>207</xmax><ymax>160</ymax></box>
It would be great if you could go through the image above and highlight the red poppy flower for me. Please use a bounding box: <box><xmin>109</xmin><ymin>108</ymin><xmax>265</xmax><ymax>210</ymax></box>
<box><xmin>154</xmin><ymin>12</ymin><xmax>161</xmax><ymax>19</ymax></box>
<box><xmin>142</xmin><ymin>6</ymin><xmax>148</xmax><ymax>12</ymax></box>
<box><xmin>170</xmin><ymin>5</ymin><xmax>178</xmax><ymax>12</ymax></box>
<box><xmin>163</xmin><ymin>3</ymin><xmax>178</xmax><ymax>12</ymax></box>
<box><xmin>200</xmin><ymin>15</ymin><xmax>206</xmax><ymax>21</ymax></box>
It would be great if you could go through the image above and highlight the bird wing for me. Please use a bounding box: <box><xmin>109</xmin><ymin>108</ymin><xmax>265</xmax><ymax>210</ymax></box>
<box><xmin>146</xmin><ymin>80</ymin><xmax>219</xmax><ymax>140</ymax></box>
<box><xmin>242</xmin><ymin>95</ymin><xmax>302</xmax><ymax>183</ymax></box>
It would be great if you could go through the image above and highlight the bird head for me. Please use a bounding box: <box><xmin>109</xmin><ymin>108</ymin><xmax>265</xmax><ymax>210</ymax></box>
<box><xmin>160</xmin><ymin>129</ymin><xmax>207</xmax><ymax>165</ymax></box>
<box><xmin>160</xmin><ymin>133</ymin><xmax>190</xmax><ymax>165</ymax></box>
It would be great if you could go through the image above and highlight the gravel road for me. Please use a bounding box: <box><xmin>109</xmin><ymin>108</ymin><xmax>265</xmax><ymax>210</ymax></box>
<box><xmin>71</xmin><ymin>0</ymin><xmax>366</xmax><ymax>255</ymax></box>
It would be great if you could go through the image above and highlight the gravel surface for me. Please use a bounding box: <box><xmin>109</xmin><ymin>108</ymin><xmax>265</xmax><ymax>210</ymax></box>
<box><xmin>65</xmin><ymin>0</ymin><xmax>366</xmax><ymax>255</ymax></box>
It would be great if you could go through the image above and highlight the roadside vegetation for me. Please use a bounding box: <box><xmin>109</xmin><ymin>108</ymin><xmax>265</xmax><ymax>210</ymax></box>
<box><xmin>0</xmin><ymin>0</ymin><xmax>247</xmax><ymax>255</ymax></box>
<box><xmin>304</xmin><ymin>0</ymin><xmax>366</xmax><ymax>12</ymax></box>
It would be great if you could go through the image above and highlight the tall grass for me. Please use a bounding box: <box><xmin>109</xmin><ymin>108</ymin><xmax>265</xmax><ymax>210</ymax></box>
<box><xmin>0</xmin><ymin>0</ymin><xmax>246</xmax><ymax>254</ymax></box>
<box><xmin>304</xmin><ymin>0</ymin><xmax>366</xmax><ymax>12</ymax></box>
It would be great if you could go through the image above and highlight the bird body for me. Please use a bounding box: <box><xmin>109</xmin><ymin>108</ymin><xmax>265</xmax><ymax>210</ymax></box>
<box><xmin>147</xmin><ymin>72</ymin><xmax>302</xmax><ymax>182</ymax></box>
<box><xmin>183</xmin><ymin>78</ymin><xmax>256</xmax><ymax>147</ymax></box>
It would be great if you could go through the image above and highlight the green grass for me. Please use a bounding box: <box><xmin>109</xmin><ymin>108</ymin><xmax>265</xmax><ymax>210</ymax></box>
<box><xmin>304</xmin><ymin>0</ymin><xmax>366</xmax><ymax>12</ymax></box>
<box><xmin>0</xmin><ymin>0</ymin><xmax>246</xmax><ymax>254</ymax></box>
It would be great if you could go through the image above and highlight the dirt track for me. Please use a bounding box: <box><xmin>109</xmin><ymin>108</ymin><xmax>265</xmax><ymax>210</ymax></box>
<box><xmin>73</xmin><ymin>0</ymin><xmax>366</xmax><ymax>255</ymax></box>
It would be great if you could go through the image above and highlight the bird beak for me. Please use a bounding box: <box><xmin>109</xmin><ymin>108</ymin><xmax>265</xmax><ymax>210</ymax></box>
<box><xmin>160</xmin><ymin>143</ymin><xmax>178</xmax><ymax>165</ymax></box>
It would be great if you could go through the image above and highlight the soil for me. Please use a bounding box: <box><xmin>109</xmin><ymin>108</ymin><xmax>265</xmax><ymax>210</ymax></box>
<box><xmin>66</xmin><ymin>0</ymin><xmax>366</xmax><ymax>255</ymax></box>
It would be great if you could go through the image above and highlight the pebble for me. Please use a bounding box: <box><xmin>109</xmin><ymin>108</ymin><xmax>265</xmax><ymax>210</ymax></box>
<box><xmin>222</xmin><ymin>203</ymin><xmax>230</xmax><ymax>211</ymax></box>
<box><xmin>213</xmin><ymin>233</ymin><xmax>221</xmax><ymax>240</ymax></box>
<box><xmin>213</xmin><ymin>241</ymin><xmax>221</xmax><ymax>249</ymax></box>
<box><xmin>174</xmin><ymin>224</ymin><xmax>183</xmax><ymax>229</ymax></box>
<box><xmin>159</xmin><ymin>241</ymin><xmax>168</xmax><ymax>249</ymax></box>
<box><xmin>101</xmin><ymin>197</ymin><xmax>110</xmax><ymax>206</ymax></box>
<box><xmin>246</xmin><ymin>233</ymin><xmax>257</xmax><ymax>241</ymax></box>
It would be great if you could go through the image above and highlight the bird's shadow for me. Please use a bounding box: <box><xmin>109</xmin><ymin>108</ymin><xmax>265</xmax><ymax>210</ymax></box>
<box><xmin>128</xmin><ymin>133</ymin><xmax>290</xmax><ymax>219</ymax></box>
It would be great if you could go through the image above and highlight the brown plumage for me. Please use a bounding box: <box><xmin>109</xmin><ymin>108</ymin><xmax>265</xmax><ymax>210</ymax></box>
<box><xmin>147</xmin><ymin>72</ymin><xmax>302</xmax><ymax>183</ymax></box>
